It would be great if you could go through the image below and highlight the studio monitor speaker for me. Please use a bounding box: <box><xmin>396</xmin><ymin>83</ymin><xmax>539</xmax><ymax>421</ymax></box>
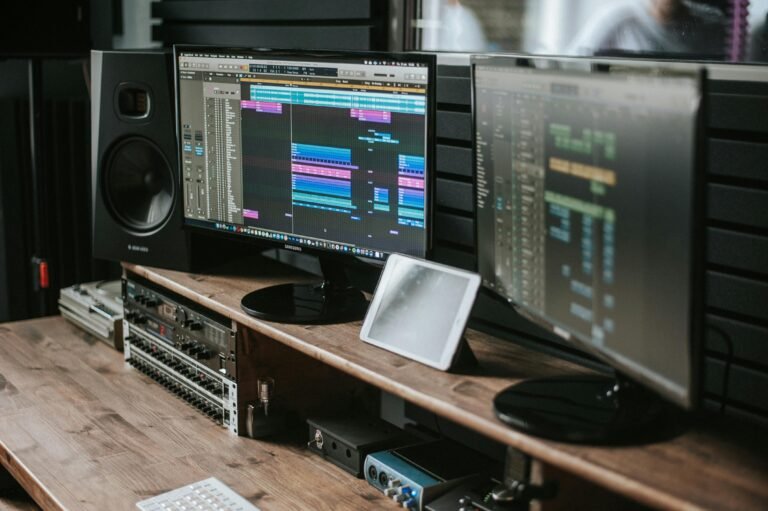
<box><xmin>91</xmin><ymin>49</ymin><xmax>194</xmax><ymax>270</ymax></box>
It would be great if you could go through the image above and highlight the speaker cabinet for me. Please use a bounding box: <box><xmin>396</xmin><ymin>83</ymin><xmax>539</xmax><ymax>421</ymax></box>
<box><xmin>91</xmin><ymin>49</ymin><xmax>194</xmax><ymax>270</ymax></box>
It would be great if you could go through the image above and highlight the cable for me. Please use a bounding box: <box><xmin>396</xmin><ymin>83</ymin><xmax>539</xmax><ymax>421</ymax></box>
<box><xmin>706</xmin><ymin>323</ymin><xmax>734</xmax><ymax>414</ymax></box>
<box><xmin>81</xmin><ymin>58</ymin><xmax>90</xmax><ymax>98</ymax></box>
<box><xmin>432</xmin><ymin>412</ymin><xmax>444</xmax><ymax>437</ymax></box>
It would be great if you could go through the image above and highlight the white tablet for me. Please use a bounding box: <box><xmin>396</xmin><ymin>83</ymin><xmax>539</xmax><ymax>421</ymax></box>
<box><xmin>360</xmin><ymin>254</ymin><xmax>481</xmax><ymax>371</ymax></box>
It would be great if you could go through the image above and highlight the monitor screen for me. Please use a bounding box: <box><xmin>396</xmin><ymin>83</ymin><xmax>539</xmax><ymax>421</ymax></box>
<box><xmin>175</xmin><ymin>47</ymin><xmax>433</xmax><ymax>262</ymax></box>
<box><xmin>473</xmin><ymin>57</ymin><xmax>702</xmax><ymax>407</ymax></box>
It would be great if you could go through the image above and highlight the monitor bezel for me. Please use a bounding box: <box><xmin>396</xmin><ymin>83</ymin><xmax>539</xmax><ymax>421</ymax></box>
<box><xmin>173</xmin><ymin>44</ymin><xmax>437</xmax><ymax>265</ymax></box>
<box><xmin>470</xmin><ymin>53</ymin><xmax>706</xmax><ymax>410</ymax></box>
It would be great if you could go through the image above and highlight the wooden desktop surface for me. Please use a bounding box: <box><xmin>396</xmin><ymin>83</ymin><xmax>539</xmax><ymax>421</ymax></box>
<box><xmin>1</xmin><ymin>258</ymin><xmax>767</xmax><ymax>510</ymax></box>
<box><xmin>0</xmin><ymin>317</ymin><xmax>383</xmax><ymax>511</ymax></box>
<box><xmin>123</xmin><ymin>260</ymin><xmax>768</xmax><ymax>511</ymax></box>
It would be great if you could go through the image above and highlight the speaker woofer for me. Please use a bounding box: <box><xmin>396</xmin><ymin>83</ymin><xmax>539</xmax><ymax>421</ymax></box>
<box><xmin>103</xmin><ymin>137</ymin><xmax>174</xmax><ymax>232</ymax></box>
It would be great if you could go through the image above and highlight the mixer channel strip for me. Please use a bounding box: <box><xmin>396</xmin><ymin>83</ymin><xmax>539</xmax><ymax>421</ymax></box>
<box><xmin>125</xmin><ymin>329</ymin><xmax>238</xmax><ymax>432</ymax></box>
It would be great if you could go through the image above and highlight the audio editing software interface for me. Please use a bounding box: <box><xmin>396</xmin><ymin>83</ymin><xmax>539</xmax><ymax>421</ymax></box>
<box><xmin>475</xmin><ymin>64</ymin><xmax>697</xmax><ymax>389</ymax></box>
<box><xmin>177</xmin><ymin>51</ymin><xmax>429</xmax><ymax>259</ymax></box>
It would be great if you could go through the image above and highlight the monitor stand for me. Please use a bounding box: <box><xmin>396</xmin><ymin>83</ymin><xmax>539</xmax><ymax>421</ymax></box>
<box><xmin>493</xmin><ymin>373</ymin><xmax>671</xmax><ymax>444</ymax></box>
<box><xmin>240</xmin><ymin>255</ymin><xmax>368</xmax><ymax>324</ymax></box>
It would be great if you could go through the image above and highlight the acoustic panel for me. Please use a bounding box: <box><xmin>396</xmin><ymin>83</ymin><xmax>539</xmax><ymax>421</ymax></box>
<box><xmin>436</xmin><ymin>145</ymin><xmax>472</xmax><ymax>178</ymax></box>
<box><xmin>152</xmin><ymin>0</ymin><xmax>374</xmax><ymax>21</ymax></box>
<box><xmin>153</xmin><ymin>24</ymin><xmax>377</xmax><ymax>51</ymax></box>
<box><xmin>707</xmin><ymin>228</ymin><xmax>768</xmax><ymax>275</ymax></box>
<box><xmin>709</xmin><ymin>139</ymin><xmax>768</xmax><ymax>182</ymax></box>
<box><xmin>708</xmin><ymin>184</ymin><xmax>768</xmax><ymax>229</ymax></box>
<box><xmin>707</xmin><ymin>314</ymin><xmax>768</xmax><ymax>367</ymax></box>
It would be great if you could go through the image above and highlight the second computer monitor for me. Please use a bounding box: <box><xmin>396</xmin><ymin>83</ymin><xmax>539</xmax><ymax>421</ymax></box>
<box><xmin>473</xmin><ymin>56</ymin><xmax>703</xmax><ymax>440</ymax></box>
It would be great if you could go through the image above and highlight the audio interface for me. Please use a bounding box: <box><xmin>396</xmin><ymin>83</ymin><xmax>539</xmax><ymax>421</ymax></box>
<box><xmin>307</xmin><ymin>415</ymin><xmax>415</xmax><ymax>478</ymax></box>
<box><xmin>364</xmin><ymin>439</ymin><xmax>493</xmax><ymax>510</ymax></box>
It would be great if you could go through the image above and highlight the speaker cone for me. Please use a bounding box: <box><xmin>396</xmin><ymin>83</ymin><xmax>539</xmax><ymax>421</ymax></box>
<box><xmin>103</xmin><ymin>137</ymin><xmax>174</xmax><ymax>232</ymax></box>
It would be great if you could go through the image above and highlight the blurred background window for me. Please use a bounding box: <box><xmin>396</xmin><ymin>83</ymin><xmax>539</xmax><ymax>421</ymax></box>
<box><xmin>411</xmin><ymin>0</ymin><xmax>768</xmax><ymax>62</ymax></box>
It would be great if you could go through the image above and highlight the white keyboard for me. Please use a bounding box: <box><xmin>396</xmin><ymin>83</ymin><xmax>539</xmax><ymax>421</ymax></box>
<box><xmin>136</xmin><ymin>477</ymin><xmax>261</xmax><ymax>511</ymax></box>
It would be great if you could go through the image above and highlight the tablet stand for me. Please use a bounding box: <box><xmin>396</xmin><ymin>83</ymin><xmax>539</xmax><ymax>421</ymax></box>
<box><xmin>448</xmin><ymin>337</ymin><xmax>478</xmax><ymax>372</ymax></box>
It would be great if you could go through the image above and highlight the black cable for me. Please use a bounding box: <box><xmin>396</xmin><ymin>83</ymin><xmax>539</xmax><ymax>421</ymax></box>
<box><xmin>706</xmin><ymin>324</ymin><xmax>734</xmax><ymax>414</ymax></box>
<box><xmin>81</xmin><ymin>58</ymin><xmax>90</xmax><ymax>98</ymax></box>
<box><xmin>432</xmin><ymin>412</ymin><xmax>444</xmax><ymax>437</ymax></box>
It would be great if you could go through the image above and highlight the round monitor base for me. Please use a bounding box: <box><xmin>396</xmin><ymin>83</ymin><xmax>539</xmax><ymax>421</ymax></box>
<box><xmin>493</xmin><ymin>374</ymin><xmax>672</xmax><ymax>444</ymax></box>
<box><xmin>241</xmin><ymin>282</ymin><xmax>368</xmax><ymax>324</ymax></box>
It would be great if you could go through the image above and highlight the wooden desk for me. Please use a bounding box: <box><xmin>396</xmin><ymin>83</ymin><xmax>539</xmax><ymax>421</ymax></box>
<box><xmin>1</xmin><ymin>259</ymin><xmax>767</xmax><ymax>511</ymax></box>
<box><xmin>123</xmin><ymin>261</ymin><xmax>768</xmax><ymax>511</ymax></box>
<box><xmin>0</xmin><ymin>317</ymin><xmax>383</xmax><ymax>510</ymax></box>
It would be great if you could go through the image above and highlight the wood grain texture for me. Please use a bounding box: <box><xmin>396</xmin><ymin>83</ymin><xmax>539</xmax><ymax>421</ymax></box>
<box><xmin>0</xmin><ymin>317</ymin><xmax>384</xmax><ymax>511</ymax></box>
<box><xmin>123</xmin><ymin>260</ymin><xmax>768</xmax><ymax>511</ymax></box>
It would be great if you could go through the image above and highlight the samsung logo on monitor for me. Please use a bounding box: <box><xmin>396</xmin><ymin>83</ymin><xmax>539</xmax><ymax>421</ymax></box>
<box><xmin>284</xmin><ymin>244</ymin><xmax>302</xmax><ymax>252</ymax></box>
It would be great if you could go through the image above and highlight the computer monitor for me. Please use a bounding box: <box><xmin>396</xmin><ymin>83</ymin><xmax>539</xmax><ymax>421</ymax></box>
<box><xmin>472</xmin><ymin>55</ymin><xmax>704</xmax><ymax>442</ymax></box>
<box><xmin>175</xmin><ymin>46</ymin><xmax>435</xmax><ymax>324</ymax></box>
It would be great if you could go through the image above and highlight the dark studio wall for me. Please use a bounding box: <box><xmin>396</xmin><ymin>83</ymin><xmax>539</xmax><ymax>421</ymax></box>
<box><xmin>0</xmin><ymin>59</ymin><xmax>115</xmax><ymax>321</ymax></box>
<box><xmin>151</xmin><ymin>0</ymin><xmax>390</xmax><ymax>50</ymax></box>
<box><xmin>0</xmin><ymin>0</ymin><xmax>128</xmax><ymax>321</ymax></box>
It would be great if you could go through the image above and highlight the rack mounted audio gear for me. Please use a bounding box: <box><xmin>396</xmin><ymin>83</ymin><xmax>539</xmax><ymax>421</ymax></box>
<box><xmin>122</xmin><ymin>271</ymin><xmax>258</xmax><ymax>434</ymax></box>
